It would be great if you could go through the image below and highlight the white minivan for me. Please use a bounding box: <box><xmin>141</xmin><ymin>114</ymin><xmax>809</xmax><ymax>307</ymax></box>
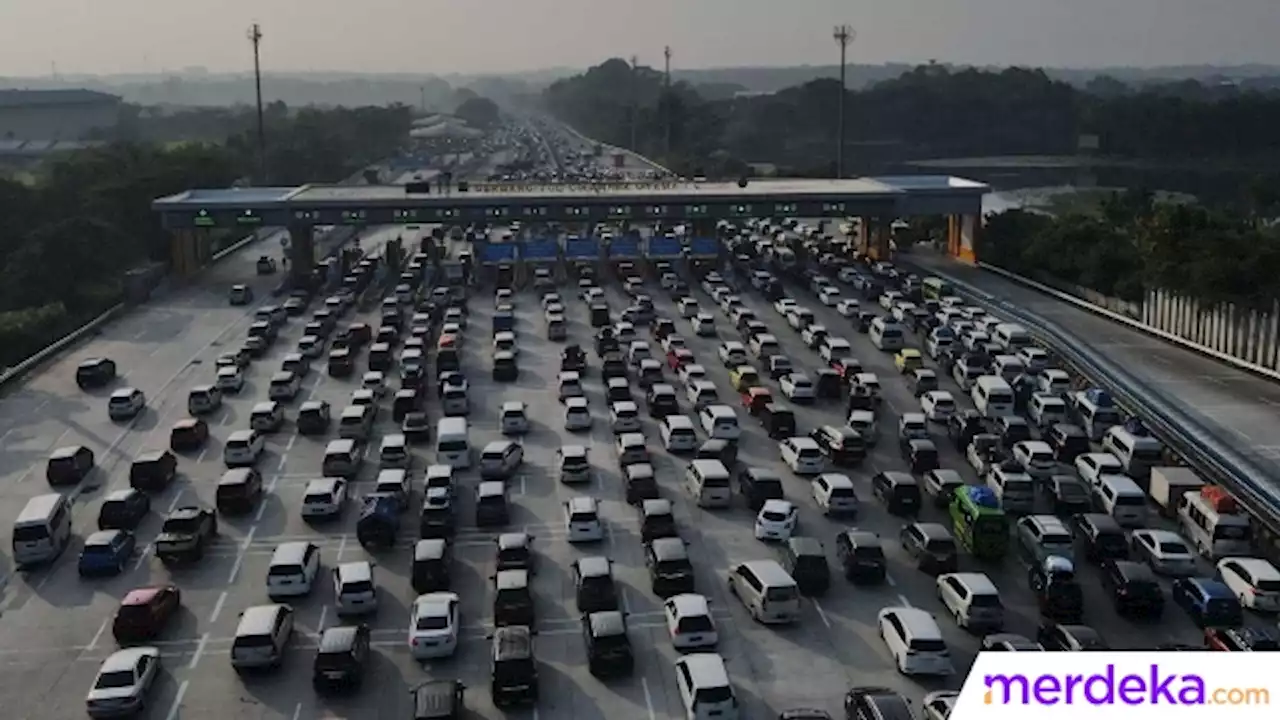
<box><xmin>12</xmin><ymin>494</ymin><xmax>72</xmax><ymax>568</ymax></box>
<box><xmin>971</xmin><ymin>376</ymin><xmax>1015</xmax><ymax>418</ymax></box>
<box><xmin>699</xmin><ymin>405</ymin><xmax>740</xmax><ymax>440</ymax></box>
<box><xmin>661</xmin><ymin>415</ymin><xmax>699</xmax><ymax>453</ymax></box>
<box><xmin>435</xmin><ymin>417</ymin><xmax>471</xmax><ymax>468</ymax></box>
<box><xmin>674</xmin><ymin>653</ymin><xmax>740</xmax><ymax>720</ymax></box>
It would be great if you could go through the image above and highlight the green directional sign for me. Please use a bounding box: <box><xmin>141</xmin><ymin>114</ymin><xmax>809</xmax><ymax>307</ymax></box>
<box><xmin>193</xmin><ymin>209</ymin><xmax>215</xmax><ymax>227</ymax></box>
<box><xmin>236</xmin><ymin>209</ymin><xmax>262</xmax><ymax>226</ymax></box>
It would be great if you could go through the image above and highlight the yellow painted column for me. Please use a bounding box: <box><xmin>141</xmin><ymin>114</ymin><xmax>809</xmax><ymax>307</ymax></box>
<box><xmin>170</xmin><ymin>230</ymin><xmax>192</xmax><ymax>276</ymax></box>
<box><xmin>947</xmin><ymin>215</ymin><xmax>960</xmax><ymax>258</ymax></box>
<box><xmin>957</xmin><ymin>214</ymin><xmax>978</xmax><ymax>264</ymax></box>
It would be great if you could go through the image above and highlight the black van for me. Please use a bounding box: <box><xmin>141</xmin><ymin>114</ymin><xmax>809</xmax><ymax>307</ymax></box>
<box><xmin>413</xmin><ymin>679</ymin><xmax>466</xmax><ymax>720</ymax></box>
<box><xmin>47</xmin><ymin>445</ymin><xmax>95</xmax><ymax>485</ymax></box>
<box><xmin>590</xmin><ymin>303</ymin><xmax>610</xmax><ymax>328</ymax></box>
<box><xmin>761</xmin><ymin>404</ymin><xmax>796</xmax><ymax>439</ymax></box>
<box><xmin>781</xmin><ymin>536</ymin><xmax>831</xmax><ymax>596</ymax></box>
<box><xmin>393</xmin><ymin>389</ymin><xmax>421</xmax><ymax>423</ymax></box>
<box><xmin>695</xmin><ymin>438</ymin><xmax>738</xmax><ymax>468</ymax></box>
<box><xmin>216</xmin><ymin>468</ymin><xmax>264</xmax><ymax>515</ymax></box>
<box><xmin>356</xmin><ymin>495</ymin><xmax>401</xmax><ymax>549</ymax></box>
<box><xmin>418</xmin><ymin>490</ymin><xmax>456</xmax><ymax>539</ymax></box>
<box><xmin>736</xmin><ymin>466</ymin><xmax>785</xmax><ymax>511</ymax></box>
<box><xmin>903</xmin><ymin>439</ymin><xmax>940</xmax><ymax>474</ymax></box>
<box><xmin>639</xmin><ymin>499</ymin><xmax>678</xmax><ymax>542</ymax></box>
<box><xmin>625</xmin><ymin>463</ymin><xmax>660</xmax><ymax>505</ymax></box>
<box><xmin>583</xmin><ymin>611</ymin><xmax>634</xmax><ymax>678</ymax></box>
<box><xmin>490</xmin><ymin>626</ymin><xmax>538</xmax><ymax>708</ymax></box>
<box><xmin>312</xmin><ymin>624</ymin><xmax>371</xmax><ymax>694</ymax></box>
<box><xmin>644</xmin><ymin>537</ymin><xmax>695</xmax><ymax>596</ymax></box>
<box><xmin>412</xmin><ymin>538</ymin><xmax>453</xmax><ymax>593</ymax></box>
<box><xmin>835</xmin><ymin>530</ymin><xmax>887</xmax><ymax>584</ymax></box>
<box><xmin>437</xmin><ymin>347</ymin><xmax>460</xmax><ymax>373</ymax></box>
<box><xmin>872</xmin><ymin>471</ymin><xmax>921</xmax><ymax>516</ymax></box>
<box><xmin>573</xmin><ymin>556</ymin><xmax>619</xmax><ymax>613</ymax></box>
<box><xmin>493</xmin><ymin>570</ymin><xmax>534</xmax><ymax>627</ymax></box>
<box><xmin>129</xmin><ymin>449</ymin><xmax>178</xmax><ymax>492</ymax></box>
<box><xmin>1048</xmin><ymin>423</ymin><xmax>1091</xmax><ymax>463</ymax></box>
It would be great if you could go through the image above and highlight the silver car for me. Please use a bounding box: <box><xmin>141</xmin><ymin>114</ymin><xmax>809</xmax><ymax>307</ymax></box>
<box><xmin>86</xmin><ymin>647</ymin><xmax>160</xmax><ymax>718</ymax></box>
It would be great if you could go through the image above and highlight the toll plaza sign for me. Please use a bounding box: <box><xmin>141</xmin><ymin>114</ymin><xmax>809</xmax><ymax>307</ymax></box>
<box><xmin>689</xmin><ymin>237</ymin><xmax>720</xmax><ymax>258</ymax></box>
<box><xmin>647</xmin><ymin>236</ymin><xmax>683</xmax><ymax>259</ymax></box>
<box><xmin>481</xmin><ymin>242</ymin><xmax>518</xmax><ymax>265</ymax></box>
<box><xmin>608</xmin><ymin>237</ymin><xmax>641</xmax><ymax>259</ymax></box>
<box><xmin>522</xmin><ymin>239</ymin><xmax>560</xmax><ymax>262</ymax></box>
<box><xmin>565</xmin><ymin>238</ymin><xmax>600</xmax><ymax>261</ymax></box>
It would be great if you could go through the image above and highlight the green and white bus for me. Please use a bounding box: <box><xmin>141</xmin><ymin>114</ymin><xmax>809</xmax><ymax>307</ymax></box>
<box><xmin>922</xmin><ymin>277</ymin><xmax>952</xmax><ymax>301</ymax></box>
<box><xmin>950</xmin><ymin>487</ymin><xmax>1009</xmax><ymax>560</ymax></box>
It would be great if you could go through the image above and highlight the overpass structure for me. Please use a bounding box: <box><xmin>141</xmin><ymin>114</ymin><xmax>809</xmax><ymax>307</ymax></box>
<box><xmin>151</xmin><ymin>175</ymin><xmax>989</xmax><ymax>281</ymax></box>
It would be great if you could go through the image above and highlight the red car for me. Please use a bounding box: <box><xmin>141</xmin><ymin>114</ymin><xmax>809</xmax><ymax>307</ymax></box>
<box><xmin>1205</xmin><ymin>627</ymin><xmax>1280</xmax><ymax>651</ymax></box>
<box><xmin>742</xmin><ymin>387</ymin><xmax>774</xmax><ymax>416</ymax></box>
<box><xmin>667</xmin><ymin>348</ymin><xmax>694</xmax><ymax>370</ymax></box>
<box><xmin>112</xmin><ymin>585</ymin><xmax>182</xmax><ymax>643</ymax></box>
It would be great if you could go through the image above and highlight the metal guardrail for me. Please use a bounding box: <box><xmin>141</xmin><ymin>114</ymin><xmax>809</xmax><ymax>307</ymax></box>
<box><xmin>0</xmin><ymin>229</ymin><xmax>268</xmax><ymax>393</ymax></box>
<box><xmin>978</xmin><ymin>262</ymin><xmax>1280</xmax><ymax>383</ymax></box>
<box><xmin>925</xmin><ymin>262</ymin><xmax>1280</xmax><ymax>533</ymax></box>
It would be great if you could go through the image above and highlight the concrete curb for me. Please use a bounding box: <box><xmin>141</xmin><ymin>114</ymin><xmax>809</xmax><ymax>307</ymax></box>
<box><xmin>0</xmin><ymin>229</ymin><xmax>267</xmax><ymax>392</ymax></box>
<box><xmin>978</xmin><ymin>262</ymin><xmax>1280</xmax><ymax>384</ymax></box>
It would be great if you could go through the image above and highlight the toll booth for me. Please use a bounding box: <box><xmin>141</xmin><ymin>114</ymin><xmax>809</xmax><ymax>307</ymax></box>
<box><xmin>646</xmin><ymin>235</ymin><xmax>684</xmax><ymax>279</ymax></box>
<box><xmin>521</xmin><ymin>237</ymin><xmax>562</xmax><ymax>286</ymax></box>
<box><xmin>606</xmin><ymin>235</ymin><xmax>642</xmax><ymax>278</ymax></box>
<box><xmin>476</xmin><ymin>240</ymin><xmax>518</xmax><ymax>289</ymax></box>
<box><xmin>685</xmin><ymin>237</ymin><xmax>722</xmax><ymax>280</ymax></box>
<box><xmin>564</xmin><ymin>235</ymin><xmax>601</xmax><ymax>280</ymax></box>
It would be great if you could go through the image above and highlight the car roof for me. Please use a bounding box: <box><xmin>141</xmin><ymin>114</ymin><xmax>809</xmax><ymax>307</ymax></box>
<box><xmin>336</xmin><ymin>561</ymin><xmax>373</xmax><ymax>582</ymax></box>
<box><xmin>498</xmin><ymin>532</ymin><xmax>530</xmax><ymax>550</ymax></box>
<box><xmin>85</xmin><ymin>529</ymin><xmax>125</xmax><ymax>546</ymax></box>
<box><xmin>588</xmin><ymin>610</ymin><xmax>627</xmax><ymax>637</ymax></box>
<box><xmin>318</xmin><ymin>625</ymin><xmax>361</xmax><ymax>653</ymax></box>
<box><xmin>100</xmin><ymin>647</ymin><xmax>153</xmax><ymax>673</ymax></box>
<box><xmin>121</xmin><ymin>586</ymin><xmax>166</xmax><ymax>606</ymax></box>
<box><xmin>576</xmin><ymin>555</ymin><xmax>612</xmax><ymax>577</ymax></box>
<box><xmin>649</xmin><ymin>537</ymin><xmax>688</xmax><ymax>559</ymax></box>
<box><xmin>495</xmin><ymin>569</ymin><xmax>529</xmax><ymax>589</ymax></box>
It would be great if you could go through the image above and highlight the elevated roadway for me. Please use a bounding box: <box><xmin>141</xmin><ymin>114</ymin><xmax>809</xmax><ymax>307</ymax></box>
<box><xmin>910</xmin><ymin>253</ymin><xmax>1280</xmax><ymax>474</ymax></box>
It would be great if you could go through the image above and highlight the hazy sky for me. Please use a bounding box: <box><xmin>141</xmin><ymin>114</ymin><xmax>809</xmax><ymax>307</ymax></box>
<box><xmin>2</xmin><ymin>0</ymin><xmax>1279</xmax><ymax>77</ymax></box>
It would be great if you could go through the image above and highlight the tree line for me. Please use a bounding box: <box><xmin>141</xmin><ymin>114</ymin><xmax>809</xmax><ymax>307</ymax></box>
<box><xmin>0</xmin><ymin>105</ymin><xmax>412</xmax><ymax>369</ymax></box>
<box><xmin>977</xmin><ymin>194</ymin><xmax>1280</xmax><ymax>310</ymax></box>
<box><xmin>544</xmin><ymin>60</ymin><xmax>1280</xmax><ymax>176</ymax></box>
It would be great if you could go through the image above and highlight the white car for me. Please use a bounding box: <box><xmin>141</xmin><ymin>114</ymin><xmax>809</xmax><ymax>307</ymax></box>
<box><xmin>564</xmin><ymin>397</ymin><xmax>592</xmax><ymax>430</ymax></box>
<box><xmin>800</xmin><ymin>324</ymin><xmax>827</xmax><ymax>347</ymax></box>
<box><xmin>1075</xmin><ymin>453</ymin><xmax>1123</xmax><ymax>489</ymax></box>
<box><xmin>557</xmin><ymin>445</ymin><xmax>592</xmax><ymax>484</ymax></box>
<box><xmin>922</xmin><ymin>691</ymin><xmax>960</xmax><ymax>720</ymax></box>
<box><xmin>86</xmin><ymin>647</ymin><xmax>160</xmax><ymax>718</ymax></box>
<box><xmin>610</xmin><ymin>401</ymin><xmax>642</xmax><ymax>433</ymax></box>
<box><xmin>819</xmin><ymin>338</ymin><xmax>851</xmax><ymax>363</ymax></box>
<box><xmin>846</xmin><ymin>410</ymin><xmax>879</xmax><ymax>447</ymax></box>
<box><xmin>615</xmin><ymin>322</ymin><xmax>636</xmax><ymax>344</ymax></box>
<box><xmin>837</xmin><ymin>267</ymin><xmax>860</xmax><ymax>283</ymax></box>
<box><xmin>1217</xmin><ymin>557</ymin><xmax>1280</xmax><ymax>612</ymax></box>
<box><xmin>817</xmin><ymin>287</ymin><xmax>841</xmax><ymax>306</ymax></box>
<box><xmin>662</xmin><ymin>335</ymin><xmax>687</xmax><ymax>354</ymax></box>
<box><xmin>298</xmin><ymin>335</ymin><xmax>324</xmax><ymax>359</ymax></box>
<box><xmin>409</xmin><ymin>592</ymin><xmax>460</xmax><ymax>659</ymax></box>
<box><xmin>754</xmin><ymin>499</ymin><xmax>798</xmax><ymax>541</ymax></box>
<box><xmin>664</xmin><ymin>593</ymin><xmax>719</xmax><ymax>650</ymax></box>
<box><xmin>879</xmin><ymin>291</ymin><xmax>901</xmax><ymax>311</ymax></box>
<box><xmin>494</xmin><ymin>331</ymin><xmax>518</xmax><ymax>356</ymax></box>
<box><xmin>677</xmin><ymin>298</ymin><xmax>700</xmax><ymax>318</ymax></box>
<box><xmin>679</xmin><ymin>363</ymin><xmax>707</xmax><ymax>388</ymax></box>
<box><xmin>1131</xmin><ymin>529</ymin><xmax>1197</xmax><ymax>576</ymax></box>
<box><xmin>920</xmin><ymin>391</ymin><xmax>957</xmax><ymax>422</ymax></box>
<box><xmin>558</xmin><ymin>371</ymin><xmax>584</xmax><ymax>400</ymax></box>
<box><xmin>780</xmin><ymin>373</ymin><xmax>815</xmax><ymax>402</ymax></box>
<box><xmin>692</xmin><ymin>313</ymin><xmax>716</xmax><ymax>337</ymax></box>
<box><xmin>718</xmin><ymin>342</ymin><xmax>748</xmax><ymax>367</ymax></box>
<box><xmin>361</xmin><ymin>371</ymin><xmax>386</xmax><ymax>398</ymax></box>
<box><xmin>540</xmin><ymin>292</ymin><xmax>561</xmax><ymax>310</ymax></box>
<box><xmin>301</xmin><ymin>478</ymin><xmax>347</xmax><ymax>519</ymax></box>
<box><xmin>891</xmin><ymin>302</ymin><xmax>917</xmax><ymax>323</ymax></box>
<box><xmin>878</xmin><ymin>607</ymin><xmax>954</xmax><ymax>676</ymax></box>
<box><xmin>565</xmin><ymin>496</ymin><xmax>604</xmax><ymax>542</ymax></box>
<box><xmin>500</xmin><ymin>401</ymin><xmax>530</xmax><ymax>435</ymax></box>
<box><xmin>774</xmin><ymin>298</ymin><xmax>797</xmax><ymax>316</ymax></box>
<box><xmin>836</xmin><ymin>299</ymin><xmax>860</xmax><ymax>317</ymax></box>
<box><xmin>216</xmin><ymin>366</ymin><xmax>245</xmax><ymax>393</ymax></box>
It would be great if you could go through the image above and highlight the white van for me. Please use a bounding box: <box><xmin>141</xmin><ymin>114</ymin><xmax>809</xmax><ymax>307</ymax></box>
<box><xmin>727</xmin><ymin>560</ymin><xmax>800</xmax><ymax>623</ymax></box>
<box><xmin>674</xmin><ymin>653</ymin><xmax>740</xmax><ymax>720</ymax></box>
<box><xmin>435</xmin><ymin>417</ymin><xmax>471</xmax><ymax>468</ymax></box>
<box><xmin>993</xmin><ymin>323</ymin><xmax>1032</xmax><ymax>352</ymax></box>
<box><xmin>224</xmin><ymin>429</ymin><xmax>265</xmax><ymax>467</ymax></box>
<box><xmin>779</xmin><ymin>437</ymin><xmax>826</xmax><ymax>475</ymax></box>
<box><xmin>12</xmin><ymin>494</ymin><xmax>72</xmax><ymax>568</ymax></box>
<box><xmin>1094</xmin><ymin>475</ymin><xmax>1147</xmax><ymax>528</ymax></box>
<box><xmin>230</xmin><ymin>604</ymin><xmax>294</xmax><ymax>671</ymax></box>
<box><xmin>661</xmin><ymin>415</ymin><xmax>699</xmax><ymax>453</ymax></box>
<box><xmin>992</xmin><ymin>356</ymin><xmax>1025</xmax><ymax>384</ymax></box>
<box><xmin>877</xmin><ymin>607</ymin><xmax>954</xmax><ymax>676</ymax></box>
<box><xmin>869</xmin><ymin>317</ymin><xmax>905</xmax><ymax>351</ymax></box>
<box><xmin>699</xmin><ymin>405</ymin><xmax>741</xmax><ymax>440</ymax></box>
<box><xmin>936</xmin><ymin>572</ymin><xmax>1005</xmax><ymax>633</ymax></box>
<box><xmin>971</xmin><ymin>376</ymin><xmax>1015</xmax><ymax>418</ymax></box>
<box><xmin>1012</xmin><ymin>440</ymin><xmax>1056</xmax><ymax>480</ymax></box>
<box><xmin>338</xmin><ymin>405</ymin><xmax>374</xmax><ymax>440</ymax></box>
<box><xmin>685</xmin><ymin>459</ymin><xmax>732</xmax><ymax>508</ymax></box>
<box><xmin>1178</xmin><ymin>491</ymin><xmax>1252</xmax><ymax>559</ymax></box>
<box><xmin>266</xmin><ymin>541</ymin><xmax>320</xmax><ymax>599</ymax></box>
<box><xmin>379</xmin><ymin>434</ymin><xmax>410</xmax><ymax>468</ymax></box>
<box><xmin>749</xmin><ymin>333</ymin><xmax>780</xmax><ymax>360</ymax></box>
<box><xmin>333</xmin><ymin>561</ymin><xmax>378</xmax><ymax>616</ymax></box>
<box><xmin>1028</xmin><ymin>393</ymin><xmax>1068</xmax><ymax>428</ymax></box>
<box><xmin>986</xmin><ymin>466</ymin><xmax>1035</xmax><ymax>514</ymax></box>
<box><xmin>1071</xmin><ymin>391</ymin><xmax>1123</xmax><ymax>441</ymax></box>
<box><xmin>1101</xmin><ymin>427</ymin><xmax>1164</xmax><ymax>483</ymax></box>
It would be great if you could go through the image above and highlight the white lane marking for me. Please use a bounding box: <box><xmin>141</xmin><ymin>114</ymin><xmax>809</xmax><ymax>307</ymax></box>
<box><xmin>218</xmin><ymin>413</ymin><xmax>230</xmax><ymax>426</ymax></box>
<box><xmin>618</xmin><ymin>586</ymin><xmax>631</xmax><ymax>614</ymax></box>
<box><xmin>164</xmin><ymin>680</ymin><xmax>189</xmax><ymax>720</ymax></box>
<box><xmin>286</xmin><ymin>435</ymin><xmax>297</xmax><ymax>452</ymax></box>
<box><xmin>227</xmin><ymin>527</ymin><xmax>256</xmax><ymax>584</ymax></box>
<box><xmin>336</xmin><ymin>533</ymin><xmax>347</xmax><ymax>560</ymax></box>
<box><xmin>885</xmin><ymin>575</ymin><xmax>897</xmax><ymax>587</ymax></box>
<box><xmin>187</xmin><ymin>632</ymin><xmax>209</xmax><ymax>669</ymax></box>
<box><xmin>209</xmin><ymin>591</ymin><xmax>228</xmax><ymax>623</ymax></box>
<box><xmin>897</xmin><ymin>594</ymin><xmax>912</xmax><ymax>607</ymax></box>
<box><xmin>641</xmin><ymin>677</ymin><xmax>657</xmax><ymax>720</ymax></box>
<box><xmin>317</xmin><ymin>605</ymin><xmax>329</xmax><ymax>632</ymax></box>
<box><xmin>812</xmin><ymin>598</ymin><xmax>832</xmax><ymax>629</ymax></box>
<box><xmin>86</xmin><ymin>617</ymin><xmax>110</xmax><ymax>652</ymax></box>
<box><xmin>166</xmin><ymin>491</ymin><xmax>183</xmax><ymax>514</ymax></box>
<box><xmin>518</xmin><ymin>474</ymin><xmax>526</xmax><ymax>496</ymax></box>
<box><xmin>290</xmin><ymin>702</ymin><xmax>302</xmax><ymax>720</ymax></box>
<box><xmin>132</xmin><ymin>544</ymin><xmax>152</xmax><ymax>571</ymax></box>
<box><xmin>255</xmin><ymin>476</ymin><xmax>279</xmax><ymax>522</ymax></box>
<box><xmin>277</xmin><ymin>453</ymin><xmax>288</xmax><ymax>471</ymax></box>
<box><xmin>196</xmin><ymin>447</ymin><xmax>207</xmax><ymax>463</ymax></box>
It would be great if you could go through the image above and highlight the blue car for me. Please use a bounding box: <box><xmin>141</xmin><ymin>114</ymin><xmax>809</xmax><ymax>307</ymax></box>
<box><xmin>1171</xmin><ymin>577</ymin><xmax>1243</xmax><ymax>628</ymax></box>
<box><xmin>78</xmin><ymin>529</ymin><xmax>136</xmax><ymax>577</ymax></box>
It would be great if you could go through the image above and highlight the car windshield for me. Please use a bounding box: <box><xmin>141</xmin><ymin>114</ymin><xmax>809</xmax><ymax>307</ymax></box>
<box><xmin>416</xmin><ymin>614</ymin><xmax>449</xmax><ymax>631</ymax></box>
<box><xmin>94</xmin><ymin>670</ymin><xmax>136</xmax><ymax>689</ymax></box>
<box><xmin>160</xmin><ymin>516</ymin><xmax>201</xmax><ymax>534</ymax></box>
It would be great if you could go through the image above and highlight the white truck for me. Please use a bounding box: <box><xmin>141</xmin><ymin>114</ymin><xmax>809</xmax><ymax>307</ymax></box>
<box><xmin>1148</xmin><ymin>466</ymin><xmax>1205</xmax><ymax>517</ymax></box>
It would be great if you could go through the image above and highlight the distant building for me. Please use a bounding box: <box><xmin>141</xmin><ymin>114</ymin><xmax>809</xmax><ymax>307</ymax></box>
<box><xmin>0</xmin><ymin>89</ymin><xmax>121</xmax><ymax>141</ymax></box>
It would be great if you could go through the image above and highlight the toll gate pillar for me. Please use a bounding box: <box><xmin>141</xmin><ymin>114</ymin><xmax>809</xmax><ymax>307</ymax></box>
<box><xmin>288</xmin><ymin>223</ymin><xmax>317</xmax><ymax>289</ymax></box>
<box><xmin>864</xmin><ymin>218</ymin><xmax>891</xmax><ymax>261</ymax></box>
<box><xmin>947</xmin><ymin>214</ymin><xmax>979</xmax><ymax>264</ymax></box>
<box><xmin>169</xmin><ymin>229</ymin><xmax>198</xmax><ymax>277</ymax></box>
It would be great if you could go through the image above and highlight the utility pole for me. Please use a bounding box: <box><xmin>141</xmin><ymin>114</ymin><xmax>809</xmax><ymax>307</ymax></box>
<box><xmin>832</xmin><ymin>24</ymin><xmax>854</xmax><ymax>179</ymax></box>
<box><xmin>248</xmin><ymin>23</ymin><xmax>267</xmax><ymax>183</ymax></box>
<box><xmin>663</xmin><ymin>46</ymin><xmax>672</xmax><ymax>160</ymax></box>
<box><xmin>629</xmin><ymin>55</ymin><xmax>639</xmax><ymax>151</ymax></box>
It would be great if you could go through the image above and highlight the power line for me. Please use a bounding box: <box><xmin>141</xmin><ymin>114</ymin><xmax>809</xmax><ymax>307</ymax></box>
<box><xmin>248</xmin><ymin>23</ymin><xmax>267</xmax><ymax>183</ymax></box>
<box><xmin>833</xmin><ymin>24</ymin><xmax>855</xmax><ymax>179</ymax></box>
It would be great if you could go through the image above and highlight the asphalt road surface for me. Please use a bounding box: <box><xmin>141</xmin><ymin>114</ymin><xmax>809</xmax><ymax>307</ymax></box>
<box><xmin>0</xmin><ymin>227</ymin><xmax>1230</xmax><ymax>720</ymax></box>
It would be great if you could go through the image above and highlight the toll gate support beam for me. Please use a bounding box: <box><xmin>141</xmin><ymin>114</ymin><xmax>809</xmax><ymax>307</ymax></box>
<box><xmin>288</xmin><ymin>223</ymin><xmax>317</xmax><ymax>288</ymax></box>
<box><xmin>169</xmin><ymin>229</ymin><xmax>197</xmax><ymax>277</ymax></box>
<box><xmin>947</xmin><ymin>214</ymin><xmax>979</xmax><ymax>264</ymax></box>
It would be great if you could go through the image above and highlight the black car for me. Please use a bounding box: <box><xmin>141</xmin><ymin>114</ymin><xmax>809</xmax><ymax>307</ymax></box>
<box><xmin>1101</xmin><ymin>559</ymin><xmax>1165</xmax><ymax>618</ymax></box>
<box><xmin>413</xmin><ymin>679</ymin><xmax>466</xmax><ymax>720</ymax></box>
<box><xmin>1037</xmin><ymin>621</ymin><xmax>1108</xmax><ymax>651</ymax></box>
<box><xmin>582</xmin><ymin>611</ymin><xmax>634</xmax><ymax>678</ymax></box>
<box><xmin>312</xmin><ymin>624</ymin><xmax>371</xmax><ymax>693</ymax></box>
<box><xmin>781</xmin><ymin>536</ymin><xmax>830</xmax><ymax>596</ymax></box>
<box><xmin>402</xmin><ymin>412</ymin><xmax>432</xmax><ymax>443</ymax></box>
<box><xmin>844</xmin><ymin>687</ymin><xmax>914</xmax><ymax>720</ymax></box>
<box><xmin>1046</xmin><ymin>475</ymin><xmax>1092</xmax><ymax>515</ymax></box>
<box><xmin>946</xmin><ymin>410</ymin><xmax>985</xmax><ymax>451</ymax></box>
<box><xmin>809</xmin><ymin>425</ymin><xmax>866</xmax><ymax>467</ymax></box>
<box><xmin>644</xmin><ymin>537</ymin><xmax>695</xmax><ymax>597</ymax></box>
<box><xmin>1072</xmin><ymin>513</ymin><xmax>1130</xmax><ymax>563</ymax></box>
<box><xmin>490</xmin><ymin>626</ymin><xmax>538</xmax><ymax>707</ymax></box>
<box><xmin>492</xmin><ymin>351</ymin><xmax>519</xmax><ymax>382</ymax></box>
<box><xmin>899</xmin><ymin>522</ymin><xmax>958</xmax><ymax>574</ymax></box>
<box><xmin>1029</xmin><ymin>556</ymin><xmax>1084</xmax><ymax>623</ymax></box>
<box><xmin>97</xmin><ymin>488</ymin><xmax>150</xmax><ymax>531</ymax></box>
<box><xmin>76</xmin><ymin>357</ymin><xmax>117</xmax><ymax>389</ymax></box>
